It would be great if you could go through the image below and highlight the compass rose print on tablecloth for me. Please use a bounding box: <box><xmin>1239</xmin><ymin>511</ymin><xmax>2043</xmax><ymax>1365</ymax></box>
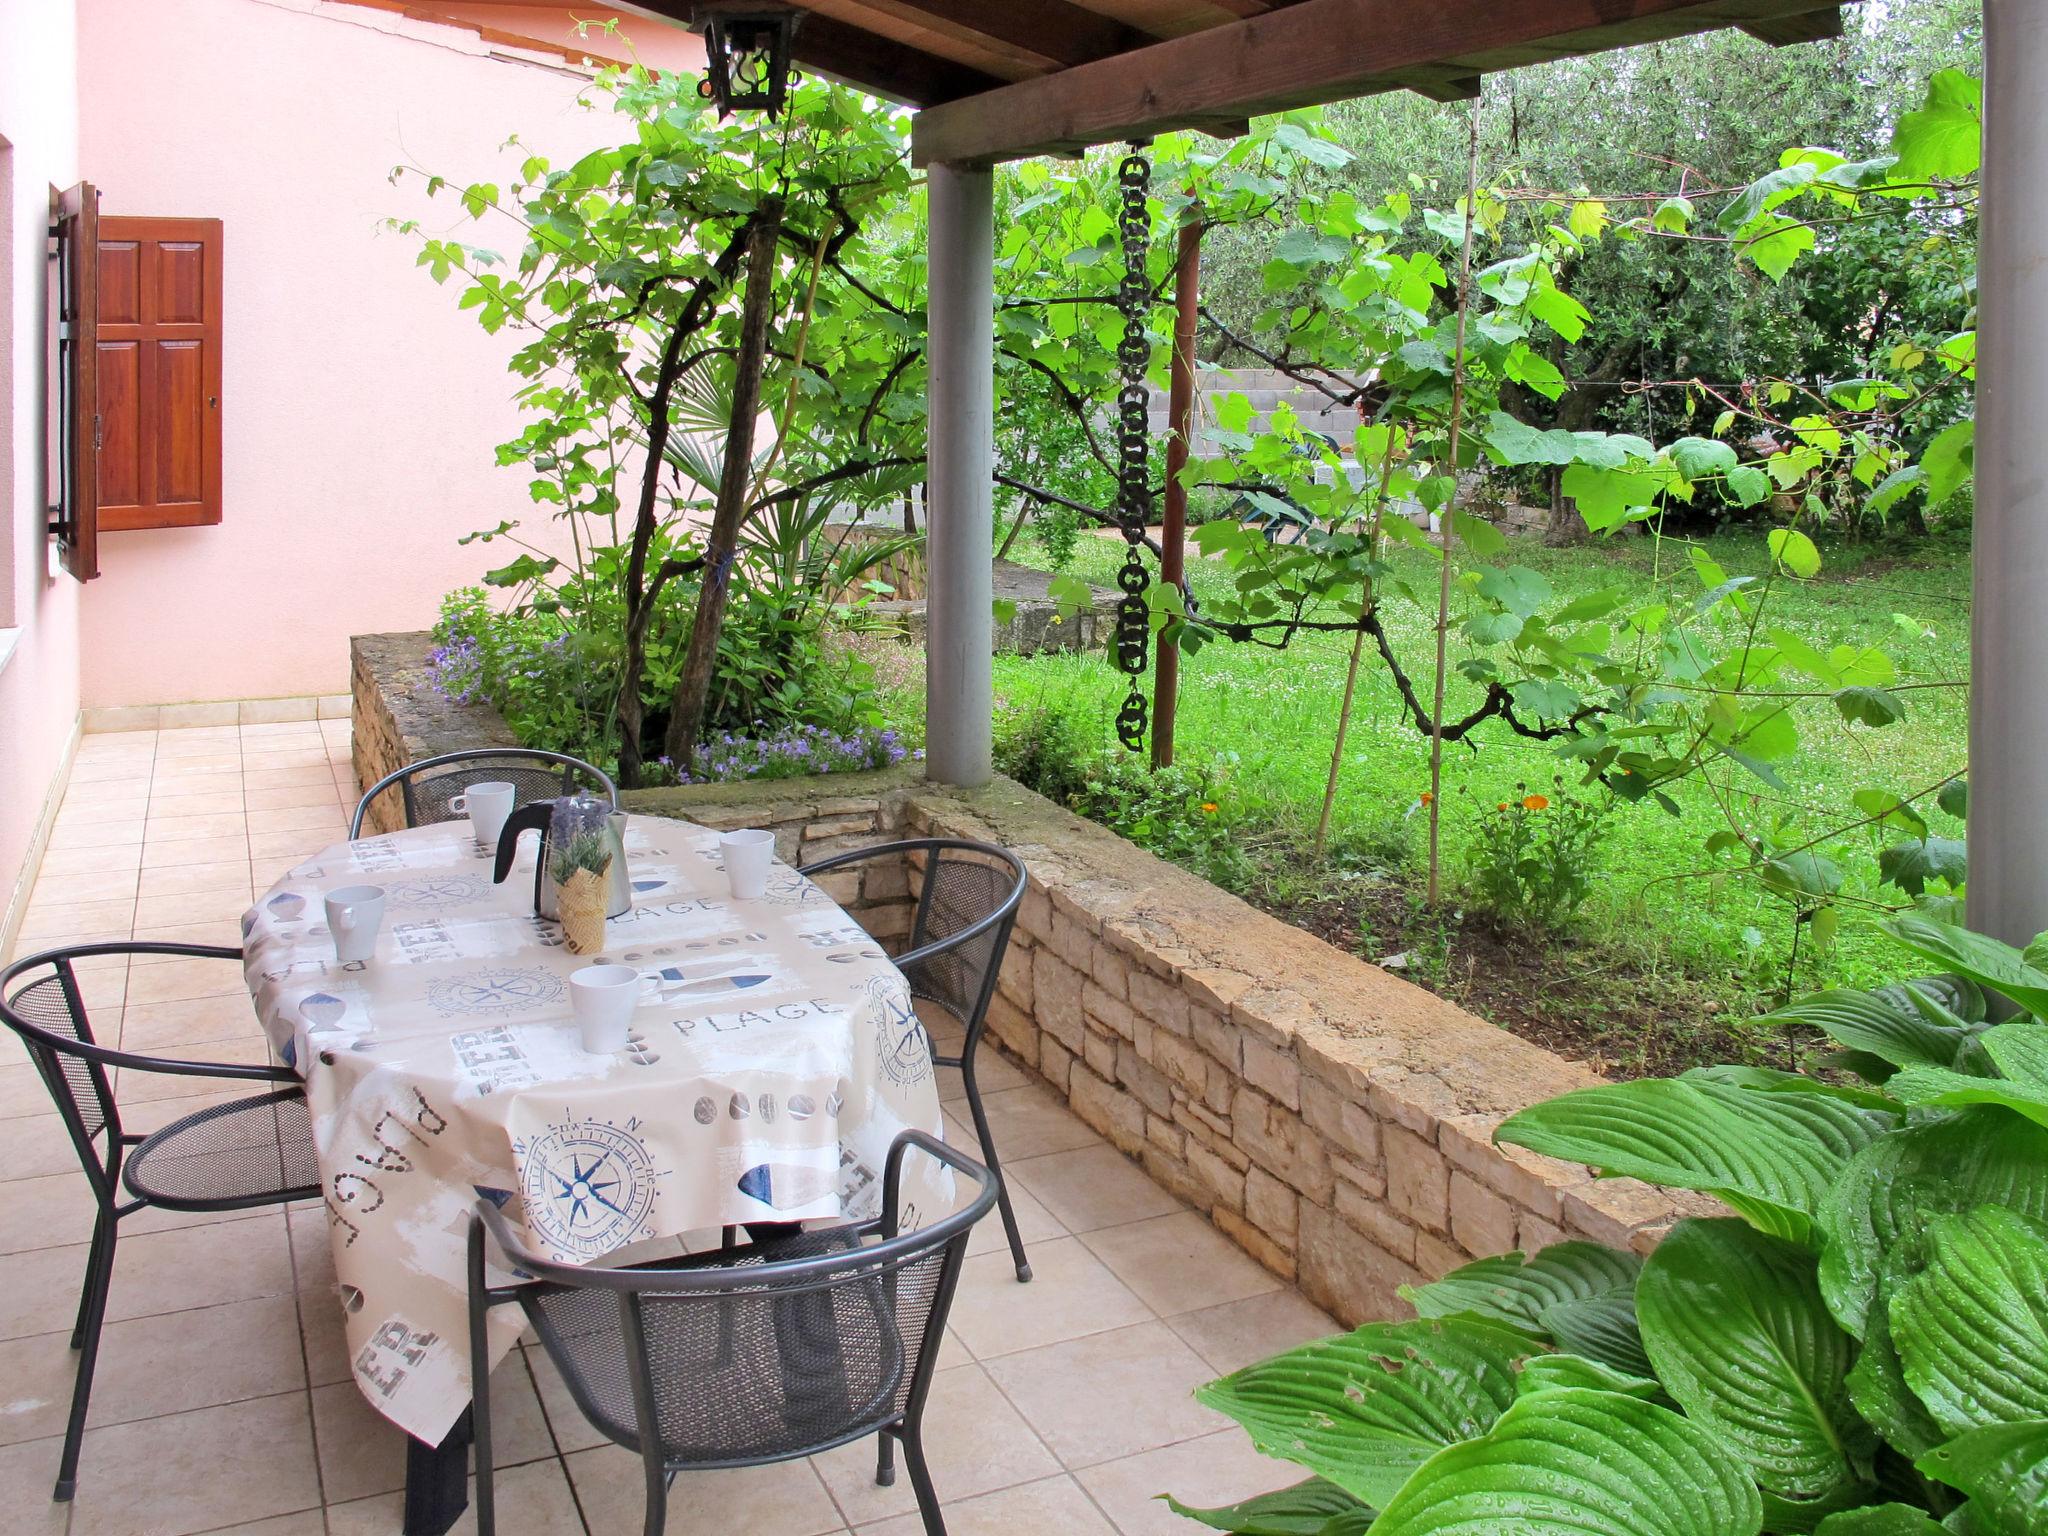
<box><xmin>427</xmin><ymin>968</ymin><xmax>565</xmax><ymax>1019</ymax></box>
<box><xmin>384</xmin><ymin>875</ymin><xmax>488</xmax><ymax>910</ymax></box>
<box><xmin>871</xmin><ymin>979</ymin><xmax>934</xmax><ymax>1089</ymax></box>
<box><xmin>512</xmin><ymin>1115</ymin><xmax>665</xmax><ymax>1260</ymax></box>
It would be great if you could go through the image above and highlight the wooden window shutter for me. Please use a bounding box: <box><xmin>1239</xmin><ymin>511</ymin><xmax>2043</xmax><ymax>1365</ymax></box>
<box><xmin>47</xmin><ymin>181</ymin><xmax>100</xmax><ymax>581</ymax></box>
<box><xmin>95</xmin><ymin>216</ymin><xmax>223</xmax><ymax>531</ymax></box>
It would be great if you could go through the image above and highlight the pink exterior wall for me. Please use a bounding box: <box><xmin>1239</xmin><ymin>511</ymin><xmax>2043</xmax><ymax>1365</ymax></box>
<box><xmin>428</xmin><ymin>4</ymin><xmax>706</xmax><ymax>74</ymax></box>
<box><xmin>0</xmin><ymin>0</ymin><xmax>85</xmax><ymax>936</ymax></box>
<box><xmin>74</xmin><ymin>0</ymin><xmax>700</xmax><ymax>709</ymax></box>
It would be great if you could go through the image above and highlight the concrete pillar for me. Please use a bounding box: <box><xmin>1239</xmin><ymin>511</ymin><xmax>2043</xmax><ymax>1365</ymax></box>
<box><xmin>1969</xmin><ymin>1</ymin><xmax>2048</xmax><ymax>948</ymax></box>
<box><xmin>924</xmin><ymin>162</ymin><xmax>995</xmax><ymax>788</ymax></box>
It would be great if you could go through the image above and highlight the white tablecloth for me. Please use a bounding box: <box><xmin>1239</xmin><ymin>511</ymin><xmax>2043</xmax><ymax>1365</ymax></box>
<box><xmin>241</xmin><ymin>813</ymin><xmax>943</xmax><ymax>1442</ymax></box>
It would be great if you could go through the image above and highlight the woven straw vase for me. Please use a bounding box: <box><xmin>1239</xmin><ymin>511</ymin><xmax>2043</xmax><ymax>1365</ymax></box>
<box><xmin>557</xmin><ymin>865</ymin><xmax>611</xmax><ymax>955</ymax></box>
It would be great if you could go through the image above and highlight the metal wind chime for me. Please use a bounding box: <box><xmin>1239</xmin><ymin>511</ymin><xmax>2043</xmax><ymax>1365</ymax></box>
<box><xmin>1111</xmin><ymin>143</ymin><xmax>1155</xmax><ymax>753</ymax></box>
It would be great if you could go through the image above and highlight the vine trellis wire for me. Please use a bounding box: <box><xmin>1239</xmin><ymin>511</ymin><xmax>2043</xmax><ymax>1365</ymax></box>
<box><xmin>1111</xmin><ymin>142</ymin><xmax>1154</xmax><ymax>753</ymax></box>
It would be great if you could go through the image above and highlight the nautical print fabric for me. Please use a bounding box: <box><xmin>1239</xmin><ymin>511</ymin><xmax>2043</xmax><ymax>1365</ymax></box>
<box><xmin>242</xmin><ymin>815</ymin><xmax>945</xmax><ymax>1443</ymax></box>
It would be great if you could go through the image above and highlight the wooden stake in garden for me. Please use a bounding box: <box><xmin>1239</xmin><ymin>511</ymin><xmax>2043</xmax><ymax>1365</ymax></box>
<box><xmin>1153</xmin><ymin>205</ymin><xmax>1204</xmax><ymax>771</ymax></box>
<box><xmin>1314</xmin><ymin>430</ymin><xmax>1399</xmax><ymax>859</ymax></box>
<box><xmin>664</xmin><ymin>202</ymin><xmax>786</xmax><ymax>774</ymax></box>
<box><xmin>1427</xmin><ymin>100</ymin><xmax>1483</xmax><ymax>909</ymax></box>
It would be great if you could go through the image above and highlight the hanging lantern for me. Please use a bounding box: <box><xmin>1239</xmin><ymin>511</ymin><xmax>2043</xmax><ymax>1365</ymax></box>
<box><xmin>693</xmin><ymin>5</ymin><xmax>802</xmax><ymax>118</ymax></box>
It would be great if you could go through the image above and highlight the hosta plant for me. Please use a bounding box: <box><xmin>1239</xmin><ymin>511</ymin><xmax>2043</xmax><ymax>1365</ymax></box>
<box><xmin>1171</xmin><ymin>913</ymin><xmax>2048</xmax><ymax>1535</ymax></box>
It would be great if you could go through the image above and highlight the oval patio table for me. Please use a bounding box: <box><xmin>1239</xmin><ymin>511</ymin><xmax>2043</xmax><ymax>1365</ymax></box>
<box><xmin>240</xmin><ymin>812</ymin><xmax>946</xmax><ymax>1534</ymax></box>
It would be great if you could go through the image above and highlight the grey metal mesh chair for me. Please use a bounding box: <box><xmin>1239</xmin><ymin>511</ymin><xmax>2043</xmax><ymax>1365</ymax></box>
<box><xmin>349</xmin><ymin>748</ymin><xmax>616</xmax><ymax>837</ymax></box>
<box><xmin>468</xmin><ymin>1131</ymin><xmax>995</xmax><ymax>1536</ymax></box>
<box><xmin>798</xmin><ymin>839</ymin><xmax>1031</xmax><ymax>1281</ymax></box>
<box><xmin>0</xmin><ymin>941</ymin><xmax>320</xmax><ymax>1502</ymax></box>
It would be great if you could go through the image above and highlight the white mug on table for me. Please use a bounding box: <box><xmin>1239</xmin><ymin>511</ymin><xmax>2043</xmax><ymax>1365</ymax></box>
<box><xmin>325</xmin><ymin>885</ymin><xmax>386</xmax><ymax>967</ymax></box>
<box><xmin>720</xmin><ymin>828</ymin><xmax>775</xmax><ymax>900</ymax></box>
<box><xmin>569</xmin><ymin>964</ymin><xmax>656</xmax><ymax>1053</ymax></box>
<box><xmin>449</xmin><ymin>781</ymin><xmax>516</xmax><ymax>848</ymax></box>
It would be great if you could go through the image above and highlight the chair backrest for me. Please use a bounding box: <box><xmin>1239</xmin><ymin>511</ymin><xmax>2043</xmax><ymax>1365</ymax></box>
<box><xmin>350</xmin><ymin>749</ymin><xmax>617</xmax><ymax>837</ymax></box>
<box><xmin>0</xmin><ymin>951</ymin><xmax>121</xmax><ymax>1175</ymax></box>
<box><xmin>476</xmin><ymin>1131</ymin><xmax>994</xmax><ymax>1469</ymax></box>
<box><xmin>903</xmin><ymin>842</ymin><xmax>1027</xmax><ymax>1026</ymax></box>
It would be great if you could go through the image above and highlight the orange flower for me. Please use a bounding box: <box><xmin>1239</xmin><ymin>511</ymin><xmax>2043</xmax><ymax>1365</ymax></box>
<box><xmin>1497</xmin><ymin>802</ymin><xmax>1510</xmax><ymax>811</ymax></box>
<box><xmin>1420</xmin><ymin>791</ymin><xmax>1434</xmax><ymax>805</ymax></box>
<box><xmin>1200</xmin><ymin>801</ymin><xmax>1219</xmax><ymax>815</ymax></box>
<box><xmin>1522</xmin><ymin>793</ymin><xmax>1551</xmax><ymax>811</ymax></box>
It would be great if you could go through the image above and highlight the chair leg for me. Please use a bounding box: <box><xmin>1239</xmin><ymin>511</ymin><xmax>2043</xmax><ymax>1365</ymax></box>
<box><xmin>876</xmin><ymin>1424</ymin><xmax>898</xmax><ymax>1487</ymax></box>
<box><xmin>960</xmin><ymin>1062</ymin><xmax>1030</xmax><ymax>1282</ymax></box>
<box><xmin>469</xmin><ymin>1288</ymin><xmax>496</xmax><ymax>1536</ymax></box>
<box><xmin>902</xmin><ymin>1425</ymin><xmax>947</xmax><ymax>1536</ymax></box>
<box><xmin>641</xmin><ymin>1450</ymin><xmax>668</xmax><ymax>1536</ymax></box>
<box><xmin>69</xmin><ymin>1212</ymin><xmax>109</xmax><ymax>1351</ymax></box>
<box><xmin>54</xmin><ymin>1218</ymin><xmax>118</xmax><ymax>1500</ymax></box>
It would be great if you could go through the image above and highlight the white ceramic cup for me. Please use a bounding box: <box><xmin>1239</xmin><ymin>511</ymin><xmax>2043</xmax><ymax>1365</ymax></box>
<box><xmin>569</xmin><ymin>964</ymin><xmax>655</xmax><ymax>1053</ymax></box>
<box><xmin>720</xmin><ymin>828</ymin><xmax>776</xmax><ymax>901</ymax></box>
<box><xmin>449</xmin><ymin>781</ymin><xmax>516</xmax><ymax>849</ymax></box>
<box><xmin>325</xmin><ymin>885</ymin><xmax>386</xmax><ymax>966</ymax></box>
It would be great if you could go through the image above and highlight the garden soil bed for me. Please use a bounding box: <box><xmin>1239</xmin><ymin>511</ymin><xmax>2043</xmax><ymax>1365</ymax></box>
<box><xmin>1253</xmin><ymin>868</ymin><xmax>1779</xmax><ymax>1081</ymax></box>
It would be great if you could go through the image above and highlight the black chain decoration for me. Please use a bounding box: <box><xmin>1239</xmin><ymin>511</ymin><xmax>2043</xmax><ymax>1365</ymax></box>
<box><xmin>1112</xmin><ymin>144</ymin><xmax>1154</xmax><ymax>753</ymax></box>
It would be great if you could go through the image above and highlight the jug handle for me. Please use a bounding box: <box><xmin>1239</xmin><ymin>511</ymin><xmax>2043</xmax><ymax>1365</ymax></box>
<box><xmin>492</xmin><ymin>802</ymin><xmax>554</xmax><ymax>887</ymax></box>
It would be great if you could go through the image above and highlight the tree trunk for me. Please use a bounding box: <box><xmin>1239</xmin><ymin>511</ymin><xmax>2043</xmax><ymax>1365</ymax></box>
<box><xmin>1543</xmin><ymin>465</ymin><xmax>1585</xmax><ymax>546</ymax></box>
<box><xmin>663</xmin><ymin>201</ymin><xmax>785</xmax><ymax>773</ymax></box>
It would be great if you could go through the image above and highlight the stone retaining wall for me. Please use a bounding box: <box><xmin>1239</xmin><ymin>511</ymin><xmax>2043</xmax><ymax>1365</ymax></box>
<box><xmin>354</xmin><ymin>639</ymin><xmax>1692</xmax><ymax>1326</ymax></box>
<box><xmin>351</xmin><ymin>633</ymin><xmax>522</xmax><ymax>836</ymax></box>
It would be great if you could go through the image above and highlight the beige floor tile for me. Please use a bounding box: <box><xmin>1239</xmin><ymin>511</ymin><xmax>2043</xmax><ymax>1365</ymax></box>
<box><xmin>149</xmin><ymin>772</ymin><xmax>246</xmax><ymax>800</ymax></box>
<box><xmin>983</xmin><ymin>1321</ymin><xmax>1228</xmax><ymax>1470</ymax></box>
<box><xmin>29</xmin><ymin>869</ymin><xmax>141</xmax><ymax>907</ymax></box>
<box><xmin>39</xmin><ymin>843</ymin><xmax>145</xmax><ymax>878</ymax></box>
<box><xmin>248</xmin><ymin>830</ymin><xmax>337</xmax><ymax>866</ymax></box>
<box><xmin>146</xmin><ymin>813</ymin><xmax>252</xmax><ymax>844</ymax></box>
<box><xmin>0</xmin><ymin>1114</ymin><xmax>88</xmax><ymax>1182</ymax></box>
<box><xmin>243</xmin><ymin>782</ymin><xmax>345</xmax><ymax>813</ymax></box>
<box><xmin>298</xmin><ymin>1285</ymin><xmax>352</xmax><ymax>1387</ymax></box>
<box><xmin>946</xmin><ymin>1237</ymin><xmax>1151</xmax><ymax>1361</ymax></box>
<box><xmin>1080</xmin><ymin>1213</ymin><xmax>1282</xmax><ymax>1318</ymax></box>
<box><xmin>310</xmin><ymin>1356</ymin><xmax>554</xmax><ymax>1505</ymax></box>
<box><xmin>245</xmin><ymin>765</ymin><xmax>342</xmax><ymax>790</ymax></box>
<box><xmin>96</xmin><ymin>1213</ymin><xmax>296</xmax><ymax>1325</ymax></box>
<box><xmin>151</xmin><ymin>756</ymin><xmax>246</xmax><ymax>780</ymax></box>
<box><xmin>523</xmin><ymin>1344</ymin><xmax>611</xmax><ymax>1454</ymax></box>
<box><xmin>328</xmin><ymin>1457</ymin><xmax>585</xmax><ymax>1536</ymax></box>
<box><xmin>1075</xmin><ymin>1429</ymin><xmax>1306</xmax><ymax>1536</ymax></box>
<box><xmin>192</xmin><ymin>1511</ymin><xmax>328</xmax><ymax>1536</ymax></box>
<box><xmin>144</xmin><ymin>836</ymin><xmax>252</xmax><ymax>870</ymax></box>
<box><xmin>245</xmin><ymin>804</ymin><xmax>346</xmax><ymax>836</ymax></box>
<box><xmin>46</xmin><ymin>818</ymin><xmax>146</xmax><ymax>851</ymax></box>
<box><xmin>572</xmin><ymin>1443</ymin><xmax>845</xmax><ymax>1536</ymax></box>
<box><xmin>1165</xmin><ymin>1290</ymin><xmax>1337</xmax><ymax>1377</ymax></box>
<box><xmin>0</xmin><ymin>1434</ymin><xmax>76</xmax><ymax>1532</ymax></box>
<box><xmin>0</xmin><ymin>1172</ymin><xmax>101</xmax><ymax>1253</ymax></box>
<box><xmin>131</xmin><ymin>920</ymin><xmax>245</xmax><ymax>953</ymax></box>
<box><xmin>812</xmin><ymin>1364</ymin><xmax>1061</xmax><ymax>1525</ymax></box>
<box><xmin>120</xmin><ymin>992</ymin><xmax>265</xmax><ymax>1051</ymax></box>
<box><xmin>19</xmin><ymin>898</ymin><xmax>136</xmax><ymax>938</ymax></box>
<box><xmin>135</xmin><ymin>887</ymin><xmax>258</xmax><ymax>928</ymax></box>
<box><xmin>155</xmin><ymin>728</ymin><xmax>243</xmax><ymax>754</ymax></box>
<box><xmin>55</xmin><ymin>794</ymin><xmax>149</xmax><ymax>831</ymax></box>
<box><xmin>240</xmin><ymin>700</ymin><xmax>320</xmax><ymax>726</ymax></box>
<box><xmin>123</xmin><ymin>956</ymin><xmax>246</xmax><ymax>1005</ymax></box>
<box><xmin>954</xmin><ymin>1083</ymin><xmax>1100</xmax><ymax>1161</ymax></box>
<box><xmin>138</xmin><ymin>861</ymin><xmax>256</xmax><ymax>899</ymax></box>
<box><xmin>1009</xmin><ymin>1146</ymin><xmax>1186</xmax><ymax>1235</ymax></box>
<box><xmin>962</xmin><ymin>1169</ymin><xmax>1065</xmax><ymax>1261</ymax></box>
<box><xmin>1</xmin><ymin>1062</ymin><xmax>65</xmax><ymax>1120</ymax></box>
<box><xmin>0</xmin><ymin>1295</ymin><xmax>306</xmax><ymax>1447</ymax></box>
<box><xmin>65</xmin><ymin>1390</ymin><xmax>322</xmax><ymax>1536</ymax></box>
<box><xmin>114</xmin><ymin>1036</ymin><xmax>275</xmax><ymax>1100</ymax></box>
<box><xmin>248</xmin><ymin>749</ymin><xmax>334</xmax><ymax>771</ymax></box>
<box><xmin>150</xmin><ymin>789</ymin><xmax>246</xmax><ymax>820</ymax></box>
<box><xmin>855</xmin><ymin>1472</ymin><xmax>1116</xmax><ymax>1536</ymax></box>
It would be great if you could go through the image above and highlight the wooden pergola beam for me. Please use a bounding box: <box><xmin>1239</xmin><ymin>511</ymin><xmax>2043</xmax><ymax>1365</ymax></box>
<box><xmin>629</xmin><ymin>2</ymin><xmax>1001</xmax><ymax>105</ymax></box>
<box><xmin>912</xmin><ymin>0</ymin><xmax>1850</xmax><ymax>165</ymax></box>
<box><xmin>864</xmin><ymin>0</ymin><xmax>1157</xmax><ymax>71</ymax></box>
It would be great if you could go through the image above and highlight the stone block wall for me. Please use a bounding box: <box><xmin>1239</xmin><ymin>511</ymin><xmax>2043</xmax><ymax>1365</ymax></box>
<box><xmin>351</xmin><ymin>638</ymin><xmax>1693</xmax><ymax>1327</ymax></box>
<box><xmin>350</xmin><ymin>633</ymin><xmax>521</xmax><ymax>835</ymax></box>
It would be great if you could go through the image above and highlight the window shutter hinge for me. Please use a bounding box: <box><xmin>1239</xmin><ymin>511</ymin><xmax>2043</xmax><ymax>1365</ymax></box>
<box><xmin>57</xmin><ymin>319</ymin><xmax>71</xmax><ymax>341</ymax></box>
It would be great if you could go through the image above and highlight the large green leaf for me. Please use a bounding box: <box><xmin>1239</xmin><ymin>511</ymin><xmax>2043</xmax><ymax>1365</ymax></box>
<box><xmin>1845</xmin><ymin>1278</ymin><xmax>1946</xmax><ymax>1461</ymax></box>
<box><xmin>1818</xmin><ymin>1109</ymin><xmax>2048</xmax><ymax>1335</ymax></box>
<box><xmin>1638</xmin><ymin>1219</ymin><xmax>1874</xmax><ymax>1500</ymax></box>
<box><xmin>1885</xmin><ymin>1022</ymin><xmax>2048</xmax><ymax>1130</ymax></box>
<box><xmin>1891</xmin><ymin>1208</ymin><xmax>2048</xmax><ymax>1437</ymax></box>
<box><xmin>1748</xmin><ymin>989</ymin><xmax>1972</xmax><ymax>1075</ymax></box>
<box><xmin>1811</xmin><ymin>1507</ymin><xmax>1949</xmax><ymax>1535</ymax></box>
<box><xmin>1542</xmin><ymin>1289</ymin><xmax>1654</xmax><ymax>1380</ymax></box>
<box><xmin>1915</xmin><ymin>1420</ymin><xmax>2048</xmax><ymax>1536</ymax></box>
<box><xmin>1515</xmin><ymin>1353</ymin><xmax>1661</xmax><ymax>1400</ymax></box>
<box><xmin>1194</xmin><ymin>1318</ymin><xmax>1536</xmax><ymax>1509</ymax></box>
<box><xmin>1499</xmin><ymin>1080</ymin><xmax>1894</xmax><ymax>1245</ymax></box>
<box><xmin>1400</xmin><ymin>1245</ymin><xmax>1650</xmax><ymax>1375</ymax></box>
<box><xmin>1879</xmin><ymin>917</ymin><xmax>2048</xmax><ymax>1018</ymax></box>
<box><xmin>1164</xmin><ymin>1476</ymin><xmax>1375</xmax><ymax>1536</ymax></box>
<box><xmin>1365</xmin><ymin>1387</ymin><xmax>1764</xmax><ymax>1536</ymax></box>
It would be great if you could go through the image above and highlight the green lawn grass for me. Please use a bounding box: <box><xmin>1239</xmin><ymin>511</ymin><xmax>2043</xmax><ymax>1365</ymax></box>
<box><xmin>960</xmin><ymin>524</ymin><xmax>1971</xmax><ymax>1000</ymax></box>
